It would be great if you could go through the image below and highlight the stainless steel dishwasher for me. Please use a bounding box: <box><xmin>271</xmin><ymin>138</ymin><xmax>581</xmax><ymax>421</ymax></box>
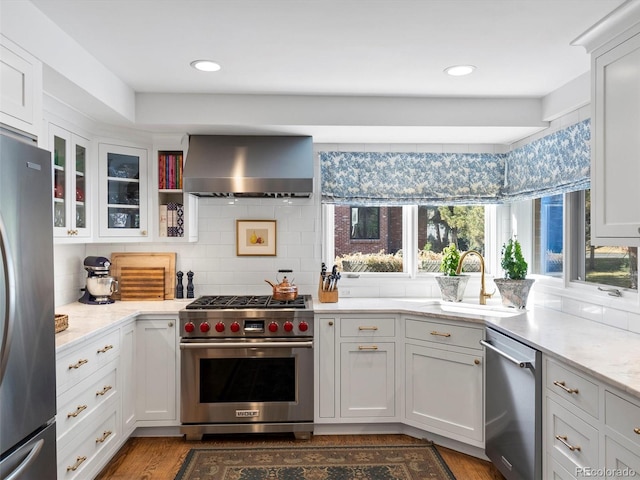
<box><xmin>481</xmin><ymin>327</ymin><xmax>542</xmax><ymax>480</ymax></box>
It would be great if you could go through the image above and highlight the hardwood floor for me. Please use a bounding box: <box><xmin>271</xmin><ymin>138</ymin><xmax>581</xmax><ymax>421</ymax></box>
<box><xmin>96</xmin><ymin>434</ymin><xmax>504</xmax><ymax>479</ymax></box>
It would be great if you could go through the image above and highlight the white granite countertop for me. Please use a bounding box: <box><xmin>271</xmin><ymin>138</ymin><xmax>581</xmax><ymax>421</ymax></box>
<box><xmin>55</xmin><ymin>297</ymin><xmax>640</xmax><ymax>400</ymax></box>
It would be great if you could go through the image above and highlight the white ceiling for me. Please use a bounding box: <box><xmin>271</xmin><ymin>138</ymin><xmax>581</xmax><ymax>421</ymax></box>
<box><xmin>27</xmin><ymin>0</ymin><xmax>626</xmax><ymax>144</ymax></box>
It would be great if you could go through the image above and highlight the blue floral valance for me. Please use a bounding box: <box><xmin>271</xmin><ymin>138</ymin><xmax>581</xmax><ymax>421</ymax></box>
<box><xmin>320</xmin><ymin>119</ymin><xmax>591</xmax><ymax>205</ymax></box>
<box><xmin>501</xmin><ymin>119</ymin><xmax>591</xmax><ymax>201</ymax></box>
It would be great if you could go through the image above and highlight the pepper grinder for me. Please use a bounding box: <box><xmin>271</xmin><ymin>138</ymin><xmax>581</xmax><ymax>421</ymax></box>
<box><xmin>176</xmin><ymin>271</ymin><xmax>184</xmax><ymax>299</ymax></box>
<box><xmin>186</xmin><ymin>271</ymin><xmax>194</xmax><ymax>298</ymax></box>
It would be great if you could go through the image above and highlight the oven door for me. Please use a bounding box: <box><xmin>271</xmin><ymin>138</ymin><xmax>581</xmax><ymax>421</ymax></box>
<box><xmin>180</xmin><ymin>338</ymin><xmax>313</xmax><ymax>425</ymax></box>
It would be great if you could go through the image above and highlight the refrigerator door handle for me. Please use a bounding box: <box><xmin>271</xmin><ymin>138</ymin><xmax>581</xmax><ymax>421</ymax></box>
<box><xmin>0</xmin><ymin>212</ymin><xmax>17</xmax><ymax>386</ymax></box>
<box><xmin>3</xmin><ymin>439</ymin><xmax>44</xmax><ymax>480</ymax></box>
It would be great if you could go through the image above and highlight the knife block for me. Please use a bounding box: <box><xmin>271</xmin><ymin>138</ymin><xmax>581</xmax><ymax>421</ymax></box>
<box><xmin>318</xmin><ymin>276</ymin><xmax>338</xmax><ymax>303</ymax></box>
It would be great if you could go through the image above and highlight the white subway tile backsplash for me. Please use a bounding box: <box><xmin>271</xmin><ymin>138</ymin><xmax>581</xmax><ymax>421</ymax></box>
<box><xmin>602</xmin><ymin>307</ymin><xmax>630</xmax><ymax>330</ymax></box>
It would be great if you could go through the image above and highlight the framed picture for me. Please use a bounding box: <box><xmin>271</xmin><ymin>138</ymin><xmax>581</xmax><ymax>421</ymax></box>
<box><xmin>236</xmin><ymin>220</ymin><xmax>277</xmax><ymax>256</ymax></box>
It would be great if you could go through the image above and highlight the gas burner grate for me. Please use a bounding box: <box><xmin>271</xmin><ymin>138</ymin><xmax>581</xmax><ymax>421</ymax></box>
<box><xmin>186</xmin><ymin>295</ymin><xmax>308</xmax><ymax>310</ymax></box>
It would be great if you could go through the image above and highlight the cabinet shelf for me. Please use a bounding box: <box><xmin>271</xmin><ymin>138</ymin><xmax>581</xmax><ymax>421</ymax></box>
<box><xmin>107</xmin><ymin>176</ymin><xmax>140</xmax><ymax>184</ymax></box>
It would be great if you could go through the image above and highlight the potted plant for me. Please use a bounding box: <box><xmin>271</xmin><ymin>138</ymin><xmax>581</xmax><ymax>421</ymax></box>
<box><xmin>435</xmin><ymin>243</ymin><xmax>469</xmax><ymax>302</ymax></box>
<box><xmin>494</xmin><ymin>238</ymin><xmax>535</xmax><ymax>308</ymax></box>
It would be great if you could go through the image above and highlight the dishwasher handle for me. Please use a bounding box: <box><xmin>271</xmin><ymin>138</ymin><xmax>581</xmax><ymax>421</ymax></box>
<box><xmin>480</xmin><ymin>339</ymin><xmax>534</xmax><ymax>370</ymax></box>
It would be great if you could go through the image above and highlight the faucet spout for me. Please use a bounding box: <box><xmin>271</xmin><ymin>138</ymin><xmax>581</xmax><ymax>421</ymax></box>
<box><xmin>456</xmin><ymin>250</ymin><xmax>494</xmax><ymax>305</ymax></box>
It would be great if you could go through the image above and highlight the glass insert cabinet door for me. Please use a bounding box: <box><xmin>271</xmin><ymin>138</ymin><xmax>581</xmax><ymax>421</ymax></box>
<box><xmin>50</xmin><ymin>124</ymin><xmax>90</xmax><ymax>239</ymax></box>
<box><xmin>99</xmin><ymin>143</ymin><xmax>148</xmax><ymax>237</ymax></box>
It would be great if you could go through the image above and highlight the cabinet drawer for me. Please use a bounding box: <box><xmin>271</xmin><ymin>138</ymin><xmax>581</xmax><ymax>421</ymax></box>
<box><xmin>339</xmin><ymin>316</ymin><xmax>395</xmax><ymax>337</ymax></box>
<box><xmin>57</xmin><ymin>361</ymin><xmax>119</xmax><ymax>443</ymax></box>
<box><xmin>605</xmin><ymin>390</ymin><xmax>640</xmax><ymax>448</ymax></box>
<box><xmin>405</xmin><ymin>317</ymin><xmax>483</xmax><ymax>350</ymax></box>
<box><xmin>57</xmin><ymin>403</ymin><xmax>119</xmax><ymax>480</ymax></box>
<box><xmin>546</xmin><ymin>359</ymin><xmax>599</xmax><ymax>419</ymax></box>
<box><xmin>546</xmin><ymin>398</ymin><xmax>599</xmax><ymax>473</ymax></box>
<box><xmin>56</xmin><ymin>329</ymin><xmax>120</xmax><ymax>394</ymax></box>
<box><xmin>605</xmin><ymin>435</ymin><xmax>640</xmax><ymax>476</ymax></box>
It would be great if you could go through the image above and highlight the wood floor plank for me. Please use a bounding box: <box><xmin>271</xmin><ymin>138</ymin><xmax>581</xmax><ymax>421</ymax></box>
<box><xmin>96</xmin><ymin>434</ymin><xmax>504</xmax><ymax>479</ymax></box>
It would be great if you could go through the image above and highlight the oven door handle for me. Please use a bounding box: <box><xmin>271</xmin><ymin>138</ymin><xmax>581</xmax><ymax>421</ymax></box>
<box><xmin>180</xmin><ymin>340</ymin><xmax>314</xmax><ymax>349</ymax></box>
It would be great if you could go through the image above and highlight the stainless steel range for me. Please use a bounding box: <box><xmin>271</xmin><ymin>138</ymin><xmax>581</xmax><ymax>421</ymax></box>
<box><xmin>179</xmin><ymin>295</ymin><xmax>314</xmax><ymax>440</ymax></box>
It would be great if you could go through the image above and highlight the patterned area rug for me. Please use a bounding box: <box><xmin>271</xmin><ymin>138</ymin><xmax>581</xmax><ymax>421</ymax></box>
<box><xmin>174</xmin><ymin>441</ymin><xmax>456</xmax><ymax>480</ymax></box>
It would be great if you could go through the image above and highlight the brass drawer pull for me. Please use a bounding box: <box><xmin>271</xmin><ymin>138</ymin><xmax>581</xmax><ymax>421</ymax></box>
<box><xmin>430</xmin><ymin>331</ymin><xmax>451</xmax><ymax>337</ymax></box>
<box><xmin>96</xmin><ymin>385</ymin><xmax>113</xmax><ymax>396</ymax></box>
<box><xmin>95</xmin><ymin>430</ymin><xmax>113</xmax><ymax>444</ymax></box>
<box><xmin>555</xmin><ymin>435</ymin><xmax>581</xmax><ymax>452</ymax></box>
<box><xmin>358</xmin><ymin>326</ymin><xmax>378</xmax><ymax>331</ymax></box>
<box><xmin>67</xmin><ymin>404</ymin><xmax>88</xmax><ymax>418</ymax></box>
<box><xmin>553</xmin><ymin>380</ymin><xmax>579</xmax><ymax>394</ymax></box>
<box><xmin>358</xmin><ymin>345</ymin><xmax>379</xmax><ymax>350</ymax></box>
<box><xmin>66</xmin><ymin>456</ymin><xmax>87</xmax><ymax>472</ymax></box>
<box><xmin>68</xmin><ymin>358</ymin><xmax>88</xmax><ymax>370</ymax></box>
<box><xmin>634</xmin><ymin>427</ymin><xmax>640</xmax><ymax>435</ymax></box>
<box><xmin>97</xmin><ymin>344</ymin><xmax>113</xmax><ymax>354</ymax></box>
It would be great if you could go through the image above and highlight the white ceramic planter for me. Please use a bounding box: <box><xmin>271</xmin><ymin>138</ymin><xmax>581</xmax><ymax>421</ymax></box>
<box><xmin>494</xmin><ymin>278</ymin><xmax>535</xmax><ymax>309</ymax></box>
<box><xmin>436</xmin><ymin>275</ymin><xmax>470</xmax><ymax>302</ymax></box>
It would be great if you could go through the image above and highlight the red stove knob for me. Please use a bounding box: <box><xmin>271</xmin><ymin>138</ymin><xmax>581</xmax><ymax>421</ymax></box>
<box><xmin>184</xmin><ymin>322</ymin><xmax>195</xmax><ymax>333</ymax></box>
<box><xmin>230</xmin><ymin>321</ymin><xmax>241</xmax><ymax>333</ymax></box>
<box><xmin>268</xmin><ymin>322</ymin><xmax>279</xmax><ymax>333</ymax></box>
<box><xmin>284</xmin><ymin>321</ymin><xmax>294</xmax><ymax>332</ymax></box>
<box><xmin>215</xmin><ymin>322</ymin><xmax>225</xmax><ymax>333</ymax></box>
<box><xmin>299</xmin><ymin>321</ymin><xmax>309</xmax><ymax>332</ymax></box>
<box><xmin>200</xmin><ymin>322</ymin><xmax>210</xmax><ymax>333</ymax></box>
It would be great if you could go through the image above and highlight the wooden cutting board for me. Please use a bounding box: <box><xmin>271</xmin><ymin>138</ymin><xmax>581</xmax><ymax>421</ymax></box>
<box><xmin>119</xmin><ymin>267</ymin><xmax>165</xmax><ymax>301</ymax></box>
<box><xmin>110</xmin><ymin>252</ymin><xmax>176</xmax><ymax>300</ymax></box>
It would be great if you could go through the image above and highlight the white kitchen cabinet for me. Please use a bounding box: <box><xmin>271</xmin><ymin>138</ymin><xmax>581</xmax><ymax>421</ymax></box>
<box><xmin>315</xmin><ymin>315</ymin><xmax>336</xmax><ymax>419</ymax></box>
<box><xmin>0</xmin><ymin>36</ymin><xmax>42</xmax><ymax>138</ymax></box>
<box><xmin>340</xmin><ymin>341</ymin><xmax>395</xmax><ymax>418</ymax></box>
<box><xmin>50</xmin><ymin>123</ymin><xmax>92</xmax><ymax>241</ymax></box>
<box><xmin>603</xmin><ymin>390</ymin><xmax>640</xmax><ymax>477</ymax></box>
<box><xmin>55</xmin><ymin>325</ymin><xmax>124</xmax><ymax>480</ymax></box>
<box><xmin>403</xmin><ymin>316</ymin><xmax>484</xmax><ymax>446</ymax></box>
<box><xmin>575</xmin><ymin>5</ymin><xmax>640</xmax><ymax>245</ymax></box>
<box><xmin>314</xmin><ymin>314</ymin><xmax>398</xmax><ymax>423</ymax></box>
<box><xmin>135</xmin><ymin>316</ymin><xmax>178</xmax><ymax>423</ymax></box>
<box><xmin>120</xmin><ymin>320</ymin><xmax>136</xmax><ymax>436</ymax></box>
<box><xmin>544</xmin><ymin>357</ymin><xmax>600</xmax><ymax>477</ymax></box>
<box><xmin>152</xmin><ymin>136</ymin><xmax>199</xmax><ymax>242</ymax></box>
<box><xmin>98</xmin><ymin>142</ymin><xmax>149</xmax><ymax>240</ymax></box>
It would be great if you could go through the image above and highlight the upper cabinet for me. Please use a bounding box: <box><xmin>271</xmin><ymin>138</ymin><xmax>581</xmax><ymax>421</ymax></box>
<box><xmin>98</xmin><ymin>143</ymin><xmax>149</xmax><ymax>239</ymax></box>
<box><xmin>574</xmin><ymin>3</ymin><xmax>640</xmax><ymax>246</ymax></box>
<box><xmin>152</xmin><ymin>135</ymin><xmax>198</xmax><ymax>242</ymax></box>
<box><xmin>0</xmin><ymin>36</ymin><xmax>43</xmax><ymax>139</ymax></box>
<box><xmin>50</xmin><ymin>124</ymin><xmax>91</xmax><ymax>241</ymax></box>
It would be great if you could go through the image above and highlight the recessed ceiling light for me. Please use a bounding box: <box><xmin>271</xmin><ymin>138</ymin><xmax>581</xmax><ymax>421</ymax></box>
<box><xmin>190</xmin><ymin>60</ymin><xmax>221</xmax><ymax>72</ymax></box>
<box><xmin>444</xmin><ymin>65</ymin><xmax>476</xmax><ymax>76</ymax></box>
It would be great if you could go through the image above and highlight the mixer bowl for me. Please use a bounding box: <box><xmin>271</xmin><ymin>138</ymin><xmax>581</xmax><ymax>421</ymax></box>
<box><xmin>87</xmin><ymin>276</ymin><xmax>118</xmax><ymax>300</ymax></box>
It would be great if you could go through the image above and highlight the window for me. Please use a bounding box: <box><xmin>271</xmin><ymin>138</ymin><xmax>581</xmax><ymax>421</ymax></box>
<box><xmin>417</xmin><ymin>206</ymin><xmax>485</xmax><ymax>273</ymax></box>
<box><xmin>533</xmin><ymin>194</ymin><xmax>563</xmax><ymax>277</ymax></box>
<box><xmin>579</xmin><ymin>190</ymin><xmax>638</xmax><ymax>290</ymax></box>
<box><xmin>350</xmin><ymin>207</ymin><xmax>380</xmax><ymax>239</ymax></box>
<box><xmin>329</xmin><ymin>204</ymin><xmax>485</xmax><ymax>274</ymax></box>
<box><xmin>334</xmin><ymin>205</ymin><xmax>403</xmax><ymax>273</ymax></box>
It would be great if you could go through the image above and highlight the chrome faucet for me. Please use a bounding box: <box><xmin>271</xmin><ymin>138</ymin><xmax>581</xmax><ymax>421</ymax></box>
<box><xmin>456</xmin><ymin>250</ymin><xmax>494</xmax><ymax>305</ymax></box>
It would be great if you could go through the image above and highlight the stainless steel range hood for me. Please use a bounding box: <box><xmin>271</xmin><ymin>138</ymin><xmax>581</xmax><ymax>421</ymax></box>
<box><xmin>183</xmin><ymin>135</ymin><xmax>314</xmax><ymax>198</ymax></box>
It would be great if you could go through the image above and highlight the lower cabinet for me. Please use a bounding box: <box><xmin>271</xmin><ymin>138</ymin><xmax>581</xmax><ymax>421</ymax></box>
<box><xmin>340</xmin><ymin>342</ymin><xmax>395</xmax><ymax>418</ymax></box>
<box><xmin>55</xmin><ymin>325</ymin><xmax>125</xmax><ymax>480</ymax></box>
<box><xmin>135</xmin><ymin>316</ymin><xmax>178</xmax><ymax>424</ymax></box>
<box><xmin>120</xmin><ymin>321</ymin><xmax>136</xmax><ymax>436</ymax></box>
<box><xmin>405</xmin><ymin>343</ymin><xmax>483</xmax><ymax>444</ymax></box>
<box><xmin>315</xmin><ymin>314</ymin><xmax>398</xmax><ymax>423</ymax></box>
<box><xmin>403</xmin><ymin>316</ymin><xmax>484</xmax><ymax>446</ymax></box>
<box><xmin>543</xmin><ymin>356</ymin><xmax>640</xmax><ymax>479</ymax></box>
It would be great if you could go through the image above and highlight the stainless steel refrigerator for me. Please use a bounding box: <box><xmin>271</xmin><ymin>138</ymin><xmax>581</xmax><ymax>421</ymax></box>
<box><xmin>0</xmin><ymin>132</ymin><xmax>57</xmax><ymax>479</ymax></box>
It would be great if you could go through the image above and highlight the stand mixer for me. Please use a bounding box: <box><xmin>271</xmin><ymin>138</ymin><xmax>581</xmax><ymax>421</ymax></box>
<box><xmin>79</xmin><ymin>256</ymin><xmax>118</xmax><ymax>304</ymax></box>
